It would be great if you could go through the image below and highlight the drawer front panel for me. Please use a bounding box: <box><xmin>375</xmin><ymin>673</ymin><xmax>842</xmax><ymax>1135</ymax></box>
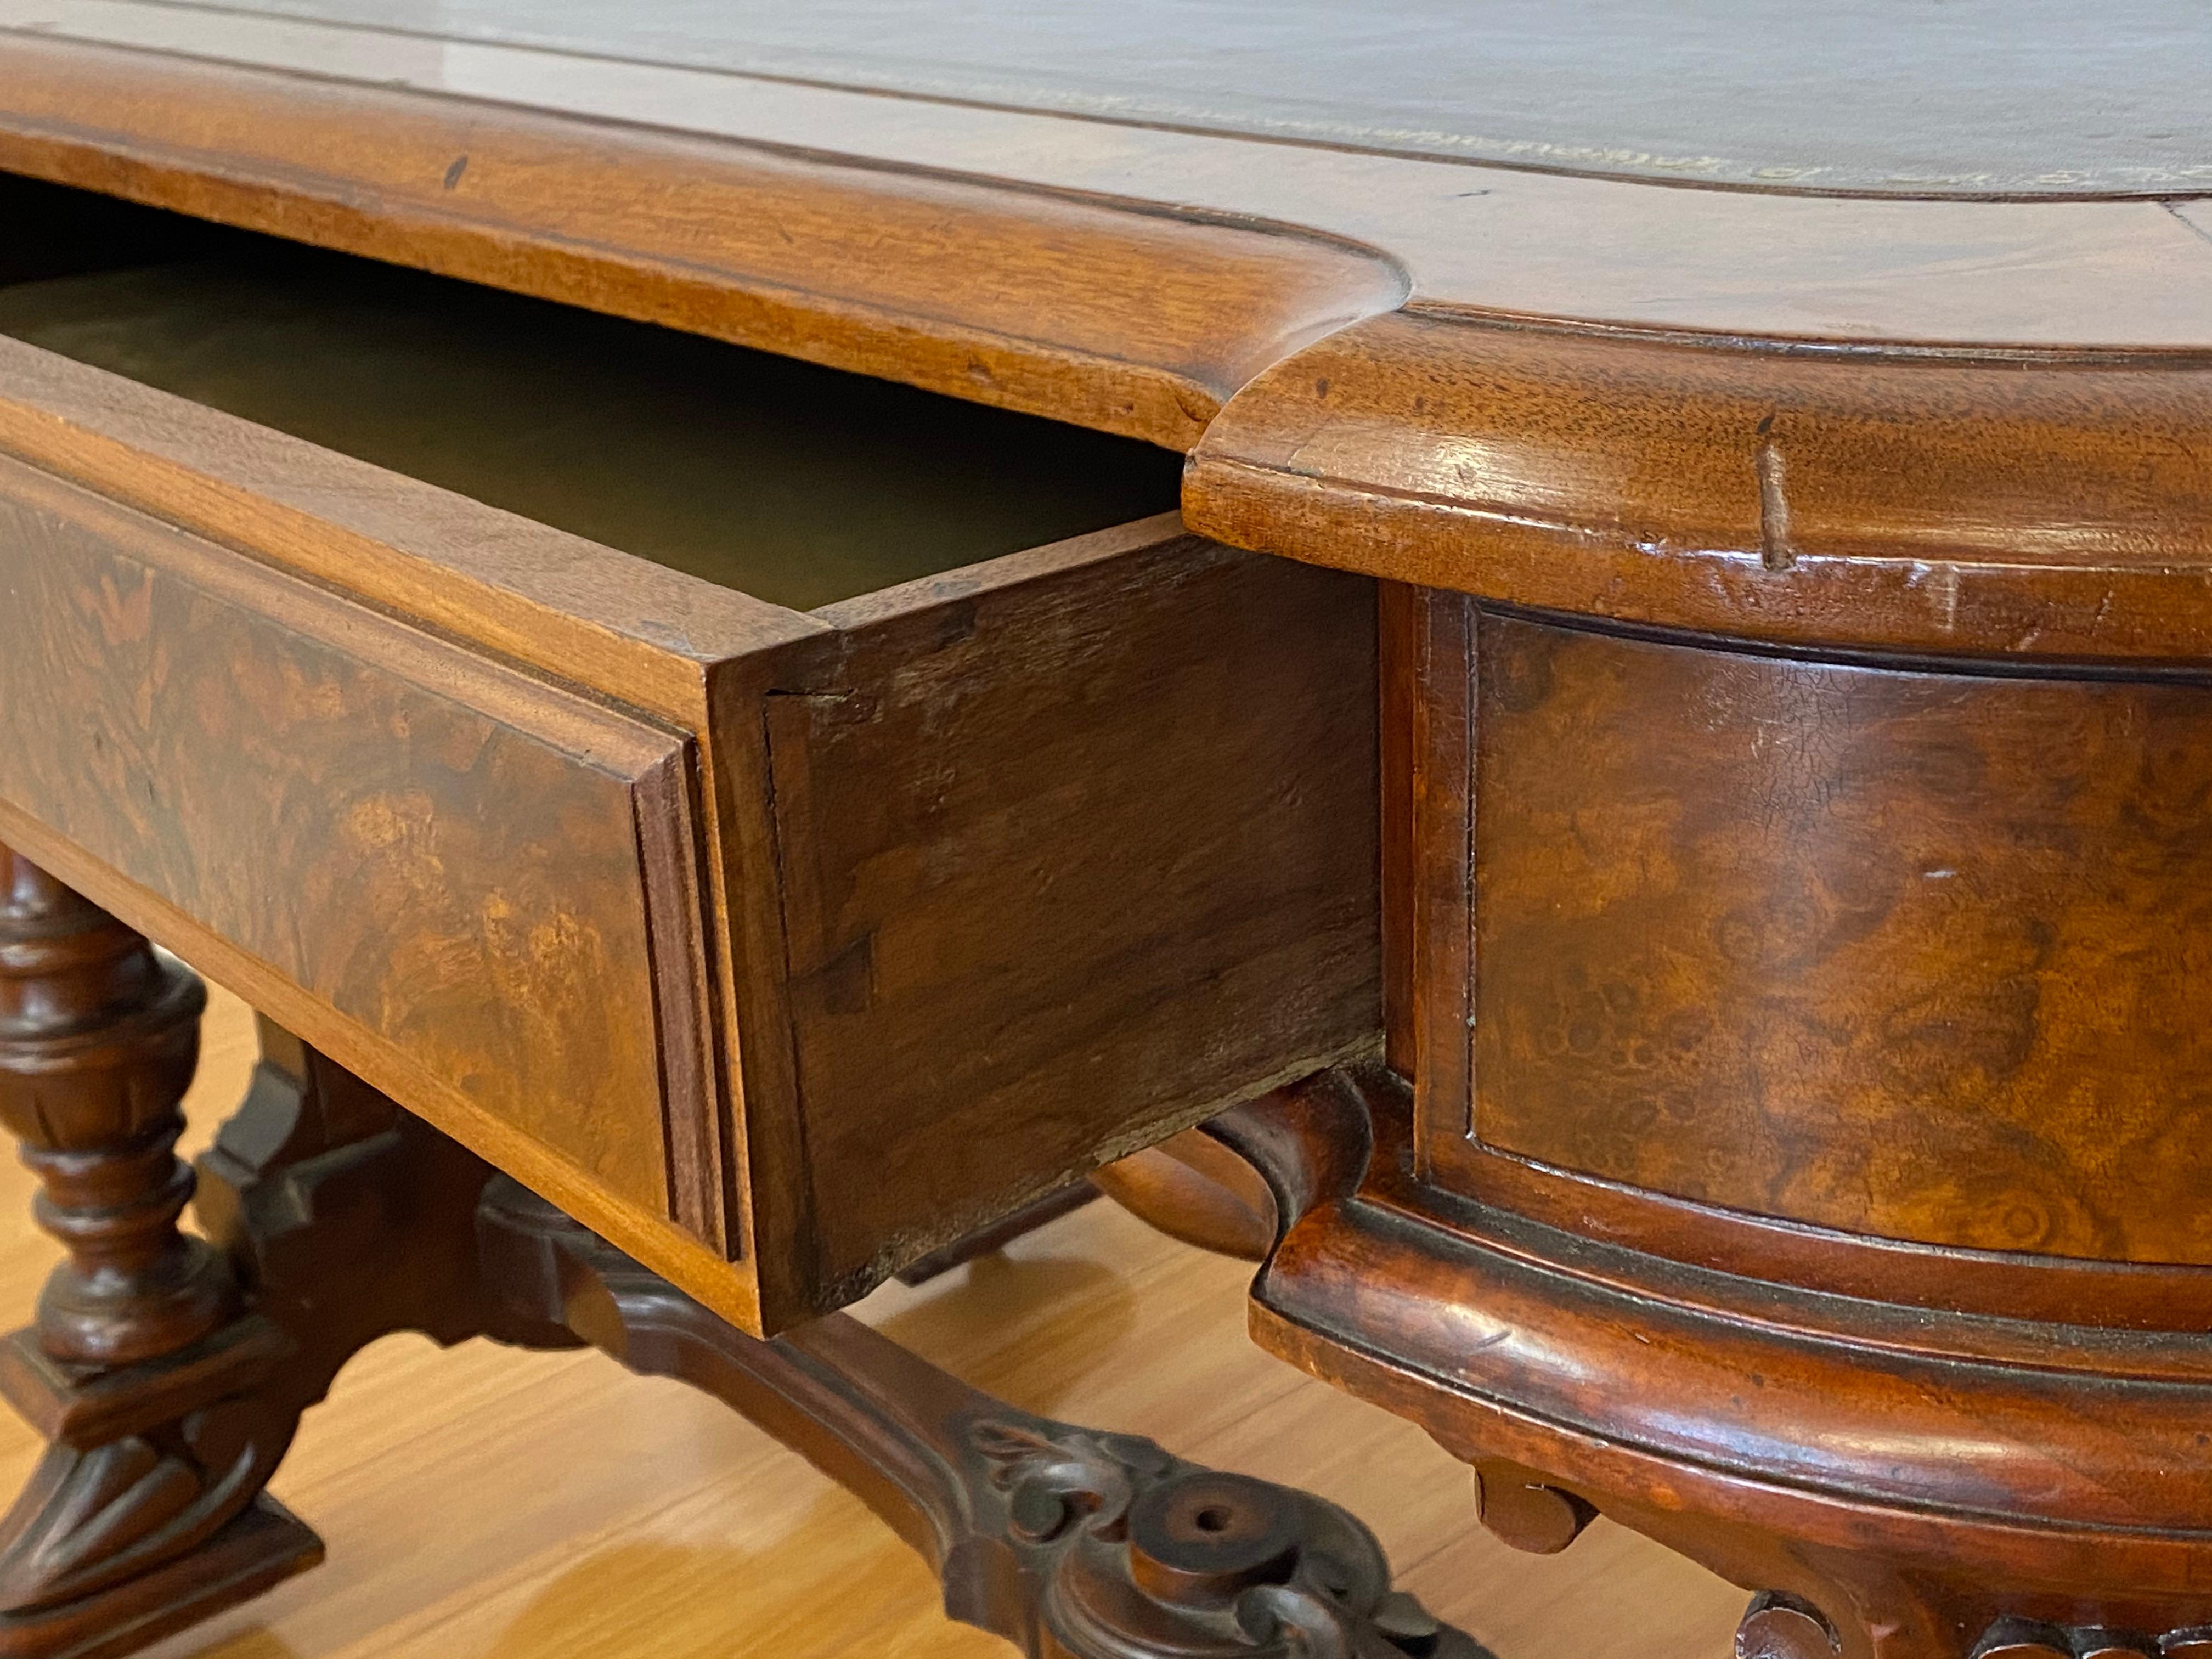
<box><xmin>1443</xmin><ymin>608</ymin><xmax>2212</xmax><ymax>1266</ymax></box>
<box><xmin>0</xmin><ymin>453</ymin><xmax>705</xmax><ymax>1224</ymax></box>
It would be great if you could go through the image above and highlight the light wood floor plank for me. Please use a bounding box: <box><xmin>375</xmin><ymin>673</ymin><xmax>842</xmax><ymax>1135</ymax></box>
<box><xmin>0</xmin><ymin>986</ymin><xmax>1743</xmax><ymax>1659</ymax></box>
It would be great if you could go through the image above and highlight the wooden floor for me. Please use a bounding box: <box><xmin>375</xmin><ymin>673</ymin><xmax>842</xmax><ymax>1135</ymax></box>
<box><xmin>0</xmin><ymin>987</ymin><xmax>1746</xmax><ymax>1659</ymax></box>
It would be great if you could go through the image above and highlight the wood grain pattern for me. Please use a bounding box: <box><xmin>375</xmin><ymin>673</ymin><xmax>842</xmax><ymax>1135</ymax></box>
<box><xmin>0</xmin><ymin>311</ymin><xmax>790</xmax><ymax>1271</ymax></box>
<box><xmin>1187</xmin><ymin>311</ymin><xmax>2212</xmax><ymax>661</ymax></box>
<box><xmin>0</xmin><ymin>318</ymin><xmax>790</xmax><ymax>1269</ymax></box>
<box><xmin>1449</xmin><ymin>612</ymin><xmax>2212</xmax><ymax>1267</ymax></box>
<box><xmin>0</xmin><ymin>34</ymin><xmax>1403</xmax><ymax>454</ymax></box>
<box><xmin>761</xmin><ymin>525</ymin><xmax>1380</xmax><ymax>1309</ymax></box>
<box><xmin>0</xmin><ymin>450</ymin><xmax>697</xmax><ymax>1229</ymax></box>
<box><xmin>0</xmin><ymin>805</ymin><xmax>775</xmax><ymax>1336</ymax></box>
<box><xmin>1329</xmin><ymin>588</ymin><xmax>2212</xmax><ymax>1654</ymax></box>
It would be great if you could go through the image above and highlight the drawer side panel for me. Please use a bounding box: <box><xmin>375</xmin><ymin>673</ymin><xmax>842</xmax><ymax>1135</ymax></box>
<box><xmin>767</xmin><ymin>535</ymin><xmax>1379</xmax><ymax>1308</ymax></box>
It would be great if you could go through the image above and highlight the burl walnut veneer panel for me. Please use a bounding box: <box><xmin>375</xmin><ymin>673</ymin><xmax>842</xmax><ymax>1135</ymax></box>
<box><xmin>0</xmin><ymin>450</ymin><xmax>703</xmax><ymax>1223</ymax></box>
<box><xmin>1456</xmin><ymin>610</ymin><xmax>2212</xmax><ymax>1265</ymax></box>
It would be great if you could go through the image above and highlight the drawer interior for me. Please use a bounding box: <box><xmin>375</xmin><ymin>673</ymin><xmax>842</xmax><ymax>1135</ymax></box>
<box><xmin>0</xmin><ymin>176</ymin><xmax>1181</xmax><ymax>612</ymax></box>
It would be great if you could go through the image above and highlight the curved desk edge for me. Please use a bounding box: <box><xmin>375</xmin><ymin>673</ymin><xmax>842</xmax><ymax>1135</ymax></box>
<box><xmin>0</xmin><ymin>32</ymin><xmax>1407</xmax><ymax>453</ymax></box>
<box><xmin>1188</xmin><ymin>311</ymin><xmax>2212</xmax><ymax>661</ymax></box>
<box><xmin>9</xmin><ymin>25</ymin><xmax>2212</xmax><ymax>655</ymax></box>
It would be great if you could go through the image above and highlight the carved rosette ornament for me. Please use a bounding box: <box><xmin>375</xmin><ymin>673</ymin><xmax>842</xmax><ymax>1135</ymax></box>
<box><xmin>972</xmin><ymin>1420</ymin><xmax>1480</xmax><ymax>1659</ymax></box>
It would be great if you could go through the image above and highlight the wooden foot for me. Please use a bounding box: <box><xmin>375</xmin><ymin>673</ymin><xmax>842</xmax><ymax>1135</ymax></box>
<box><xmin>0</xmin><ymin>853</ymin><xmax>494</xmax><ymax>1658</ymax></box>
<box><xmin>0</xmin><ymin>1498</ymin><xmax>319</xmax><ymax>1659</ymax></box>
<box><xmin>478</xmin><ymin>1177</ymin><xmax>1486</xmax><ymax>1659</ymax></box>
<box><xmin>1470</xmin><ymin>1462</ymin><xmax>1595</xmax><ymax>1559</ymax></box>
<box><xmin>1737</xmin><ymin>1593</ymin><xmax>1846</xmax><ymax>1659</ymax></box>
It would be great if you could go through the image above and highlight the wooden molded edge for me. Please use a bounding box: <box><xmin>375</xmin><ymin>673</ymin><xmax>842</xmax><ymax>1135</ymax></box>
<box><xmin>1238</xmin><ymin>1082</ymin><xmax>2212</xmax><ymax>1554</ymax></box>
<box><xmin>806</xmin><ymin>510</ymin><xmax>1194</xmax><ymax>634</ymax></box>
<box><xmin>0</xmin><ymin>335</ymin><xmax>822</xmax><ymax>723</ymax></box>
<box><xmin>1189</xmin><ymin>309</ymin><xmax>2212</xmax><ymax>660</ymax></box>
<box><xmin>30</xmin><ymin>33</ymin><xmax>2212</xmax><ymax>658</ymax></box>
<box><xmin>23</xmin><ymin>21</ymin><xmax>2212</xmax><ymax>665</ymax></box>
<box><xmin>633</xmin><ymin>741</ymin><xmax>735</xmax><ymax>1252</ymax></box>
<box><xmin>0</xmin><ymin>32</ymin><xmax>1406</xmax><ymax>455</ymax></box>
<box><xmin>0</xmin><ymin>793</ymin><xmax>767</xmax><ymax>1343</ymax></box>
<box><xmin>1247</xmin><ymin>1287</ymin><xmax>2212</xmax><ymax>1587</ymax></box>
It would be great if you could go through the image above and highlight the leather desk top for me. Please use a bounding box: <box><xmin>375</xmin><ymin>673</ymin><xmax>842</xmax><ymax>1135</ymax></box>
<box><xmin>81</xmin><ymin>0</ymin><xmax>2212</xmax><ymax>198</ymax></box>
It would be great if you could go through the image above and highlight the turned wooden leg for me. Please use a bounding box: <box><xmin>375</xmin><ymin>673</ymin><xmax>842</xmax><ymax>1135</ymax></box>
<box><xmin>478</xmin><ymin>1177</ymin><xmax>1487</xmax><ymax>1659</ymax></box>
<box><xmin>0</xmin><ymin>853</ymin><xmax>233</xmax><ymax>1369</ymax></box>
<box><xmin>0</xmin><ymin>850</ymin><xmax>493</xmax><ymax>1658</ymax></box>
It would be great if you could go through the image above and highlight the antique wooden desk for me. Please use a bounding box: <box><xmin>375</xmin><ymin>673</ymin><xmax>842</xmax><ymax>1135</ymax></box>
<box><xmin>1</xmin><ymin>5</ymin><xmax>2210</xmax><ymax>1657</ymax></box>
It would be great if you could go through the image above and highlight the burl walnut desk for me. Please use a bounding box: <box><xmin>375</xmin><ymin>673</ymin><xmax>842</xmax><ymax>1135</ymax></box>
<box><xmin>0</xmin><ymin>5</ymin><xmax>2209</xmax><ymax>1657</ymax></box>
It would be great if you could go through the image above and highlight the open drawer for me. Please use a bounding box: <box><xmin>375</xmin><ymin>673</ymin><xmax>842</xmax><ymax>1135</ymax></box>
<box><xmin>0</xmin><ymin>177</ymin><xmax>1380</xmax><ymax>1332</ymax></box>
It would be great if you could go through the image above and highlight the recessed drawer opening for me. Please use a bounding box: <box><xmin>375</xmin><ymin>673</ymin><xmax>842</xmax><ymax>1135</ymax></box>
<box><xmin>0</xmin><ymin>174</ymin><xmax>1182</xmax><ymax>611</ymax></box>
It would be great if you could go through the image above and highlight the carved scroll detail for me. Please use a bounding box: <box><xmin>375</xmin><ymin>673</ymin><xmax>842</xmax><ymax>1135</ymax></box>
<box><xmin>479</xmin><ymin>1178</ymin><xmax>1487</xmax><ymax>1659</ymax></box>
<box><xmin>0</xmin><ymin>1393</ymin><xmax>297</xmax><ymax>1611</ymax></box>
